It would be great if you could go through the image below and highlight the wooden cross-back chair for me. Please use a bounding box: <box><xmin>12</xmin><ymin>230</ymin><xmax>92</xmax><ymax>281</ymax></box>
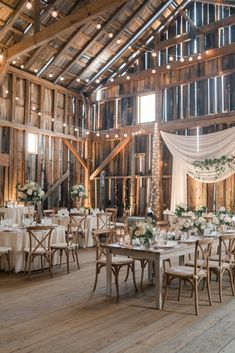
<box><xmin>209</xmin><ymin>234</ymin><xmax>235</xmax><ymax>302</ymax></box>
<box><xmin>92</xmin><ymin>228</ymin><xmax>137</xmax><ymax>298</ymax></box>
<box><xmin>69</xmin><ymin>213</ymin><xmax>87</xmax><ymax>247</ymax></box>
<box><xmin>163</xmin><ymin>239</ymin><xmax>213</xmax><ymax>315</ymax></box>
<box><xmin>51</xmin><ymin>222</ymin><xmax>80</xmax><ymax>273</ymax></box>
<box><xmin>24</xmin><ymin>226</ymin><xmax>54</xmax><ymax>278</ymax></box>
<box><xmin>43</xmin><ymin>209</ymin><xmax>56</xmax><ymax>217</ymax></box>
<box><xmin>105</xmin><ymin>208</ymin><xmax>117</xmax><ymax>224</ymax></box>
<box><xmin>96</xmin><ymin>212</ymin><xmax>112</xmax><ymax>229</ymax></box>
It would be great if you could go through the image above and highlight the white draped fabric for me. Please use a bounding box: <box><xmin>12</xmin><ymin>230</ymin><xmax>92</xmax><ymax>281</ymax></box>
<box><xmin>160</xmin><ymin>127</ymin><xmax>235</xmax><ymax>211</ymax></box>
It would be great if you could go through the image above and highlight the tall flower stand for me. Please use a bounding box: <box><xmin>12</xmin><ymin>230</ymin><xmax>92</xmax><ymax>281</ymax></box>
<box><xmin>74</xmin><ymin>197</ymin><xmax>83</xmax><ymax>210</ymax></box>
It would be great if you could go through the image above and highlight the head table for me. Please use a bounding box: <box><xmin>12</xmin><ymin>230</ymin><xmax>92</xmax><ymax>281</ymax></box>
<box><xmin>0</xmin><ymin>225</ymin><xmax>65</xmax><ymax>273</ymax></box>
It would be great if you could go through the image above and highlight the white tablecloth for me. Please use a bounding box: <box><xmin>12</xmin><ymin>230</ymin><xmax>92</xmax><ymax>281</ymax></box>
<box><xmin>0</xmin><ymin>225</ymin><xmax>65</xmax><ymax>273</ymax></box>
<box><xmin>0</xmin><ymin>206</ymin><xmax>30</xmax><ymax>224</ymax></box>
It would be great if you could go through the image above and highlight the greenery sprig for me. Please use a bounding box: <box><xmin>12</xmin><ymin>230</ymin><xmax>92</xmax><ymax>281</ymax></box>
<box><xmin>192</xmin><ymin>155</ymin><xmax>235</xmax><ymax>179</ymax></box>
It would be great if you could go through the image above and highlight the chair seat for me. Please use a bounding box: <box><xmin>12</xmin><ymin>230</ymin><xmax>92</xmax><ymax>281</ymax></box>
<box><xmin>165</xmin><ymin>265</ymin><xmax>207</xmax><ymax>278</ymax></box>
<box><xmin>115</xmin><ymin>222</ymin><xmax>125</xmax><ymax>228</ymax></box>
<box><xmin>98</xmin><ymin>255</ymin><xmax>134</xmax><ymax>266</ymax></box>
<box><xmin>186</xmin><ymin>259</ymin><xmax>231</xmax><ymax>270</ymax></box>
<box><xmin>24</xmin><ymin>247</ymin><xmax>47</xmax><ymax>254</ymax></box>
<box><xmin>51</xmin><ymin>242</ymin><xmax>77</xmax><ymax>249</ymax></box>
<box><xmin>0</xmin><ymin>246</ymin><xmax>12</xmax><ymax>253</ymax></box>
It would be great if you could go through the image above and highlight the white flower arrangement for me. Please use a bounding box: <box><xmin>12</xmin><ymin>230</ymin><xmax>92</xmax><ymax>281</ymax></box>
<box><xmin>17</xmin><ymin>182</ymin><xmax>44</xmax><ymax>202</ymax></box>
<box><xmin>70</xmin><ymin>184</ymin><xmax>88</xmax><ymax>199</ymax></box>
<box><xmin>130</xmin><ymin>222</ymin><xmax>156</xmax><ymax>246</ymax></box>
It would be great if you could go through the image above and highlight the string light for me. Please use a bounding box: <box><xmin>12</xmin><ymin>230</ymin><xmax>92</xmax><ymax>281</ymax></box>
<box><xmin>49</xmin><ymin>73</ymin><xmax>53</xmax><ymax>78</ymax></box>
<box><xmin>60</xmin><ymin>76</ymin><xmax>64</xmax><ymax>81</ymax></box>
<box><xmin>110</xmin><ymin>78</ymin><xmax>114</xmax><ymax>82</ymax></box>
<box><xmin>115</xmin><ymin>134</ymin><xmax>118</xmax><ymax>138</ymax></box>
<box><xmin>51</xmin><ymin>8</ymin><xmax>58</xmax><ymax>18</ymax></box>
<box><xmin>86</xmin><ymin>131</ymin><xmax>90</xmax><ymax>135</ymax></box>
<box><xmin>116</xmin><ymin>38</ymin><xmax>122</xmax><ymax>44</ymax></box>
<box><xmin>52</xmin><ymin>118</ymin><xmax>55</xmax><ymax>122</ymax></box>
<box><xmin>34</xmin><ymin>69</ymin><xmax>38</xmax><ymax>73</ymax></box>
<box><xmin>0</xmin><ymin>52</ymin><xmax>4</xmax><ymax>63</ymax></box>
<box><xmin>108</xmin><ymin>33</ymin><xmax>114</xmax><ymax>38</ymax></box>
<box><xmin>95</xmin><ymin>79</ymin><xmax>100</xmax><ymax>84</ymax></box>
<box><xmin>189</xmin><ymin>56</ymin><xmax>193</xmax><ymax>62</ymax></box>
<box><xmin>169</xmin><ymin>56</ymin><xmax>174</xmax><ymax>62</ymax></box>
<box><xmin>96</xmin><ymin>132</ymin><xmax>100</xmax><ymax>137</ymax></box>
<box><xmin>197</xmin><ymin>54</ymin><xmax>202</xmax><ymax>60</ymax></box>
<box><xmin>85</xmin><ymin>78</ymin><xmax>89</xmax><ymax>83</ymax></box>
<box><xmin>63</xmin><ymin>123</ymin><xmax>66</xmax><ymax>127</ymax></box>
<box><xmin>152</xmin><ymin>69</ymin><xmax>156</xmax><ymax>74</ymax></box>
<box><xmin>20</xmin><ymin>64</ymin><xmax>24</xmax><ymax>69</ymax></box>
<box><xmin>106</xmin><ymin>134</ymin><xmax>109</xmax><ymax>138</ymax></box>
<box><xmin>26</xmin><ymin>0</ymin><xmax>32</xmax><ymax>10</ymax></box>
<box><xmin>180</xmin><ymin>57</ymin><xmax>185</xmax><ymax>62</ymax></box>
<box><xmin>124</xmin><ymin>133</ymin><xmax>127</xmax><ymax>137</ymax></box>
<box><xmin>12</xmin><ymin>60</ymin><xmax>16</xmax><ymax>65</ymax></box>
<box><xmin>126</xmin><ymin>75</ymin><xmax>130</xmax><ymax>80</ymax></box>
<box><xmin>152</xmin><ymin>52</ymin><xmax>157</xmax><ymax>57</ymax></box>
<box><xmin>76</xmin><ymin>78</ymin><xmax>81</xmax><ymax>82</ymax></box>
<box><xmin>96</xmin><ymin>23</ymin><xmax>102</xmax><ymax>29</ymax></box>
<box><xmin>75</xmin><ymin>128</ymin><xmax>78</xmax><ymax>132</ymax></box>
<box><xmin>166</xmin><ymin>64</ymin><xmax>171</xmax><ymax>70</ymax></box>
<box><xmin>150</xmin><ymin>124</ymin><xmax>162</xmax><ymax>219</ymax></box>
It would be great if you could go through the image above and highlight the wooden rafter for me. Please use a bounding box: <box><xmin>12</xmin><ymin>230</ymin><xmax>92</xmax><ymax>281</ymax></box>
<box><xmin>52</xmin><ymin>2</ymin><xmax>127</xmax><ymax>84</ymax></box>
<box><xmin>79</xmin><ymin>0</ymin><xmax>176</xmax><ymax>89</ymax></box>
<box><xmin>0</xmin><ymin>0</ymin><xmax>27</xmax><ymax>43</ymax></box>
<box><xmin>63</xmin><ymin>140</ymin><xmax>88</xmax><ymax>170</ymax></box>
<box><xmin>67</xmin><ymin>0</ymin><xmax>155</xmax><ymax>88</ymax></box>
<box><xmin>90</xmin><ymin>137</ymin><xmax>132</xmax><ymax>180</ymax></box>
<box><xmin>6</xmin><ymin>0</ymin><xmax>128</xmax><ymax>62</ymax></box>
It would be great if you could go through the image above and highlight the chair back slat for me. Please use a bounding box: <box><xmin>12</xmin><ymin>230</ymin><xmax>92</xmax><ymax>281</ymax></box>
<box><xmin>92</xmin><ymin>229</ymin><xmax>113</xmax><ymax>261</ymax></box>
<box><xmin>69</xmin><ymin>213</ymin><xmax>87</xmax><ymax>232</ymax></box>
<box><xmin>66</xmin><ymin>222</ymin><xmax>81</xmax><ymax>247</ymax></box>
<box><xmin>219</xmin><ymin>234</ymin><xmax>235</xmax><ymax>266</ymax></box>
<box><xmin>26</xmin><ymin>226</ymin><xmax>54</xmax><ymax>254</ymax></box>
<box><xmin>97</xmin><ymin>212</ymin><xmax>112</xmax><ymax>230</ymax></box>
<box><xmin>194</xmin><ymin>239</ymin><xmax>212</xmax><ymax>276</ymax></box>
<box><xmin>105</xmin><ymin>208</ymin><xmax>117</xmax><ymax>223</ymax></box>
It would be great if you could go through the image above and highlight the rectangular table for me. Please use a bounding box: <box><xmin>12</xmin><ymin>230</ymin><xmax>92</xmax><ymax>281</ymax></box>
<box><xmin>104</xmin><ymin>243</ymin><xmax>195</xmax><ymax>310</ymax></box>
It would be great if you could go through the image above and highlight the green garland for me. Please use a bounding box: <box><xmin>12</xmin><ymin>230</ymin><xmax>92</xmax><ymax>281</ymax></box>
<box><xmin>192</xmin><ymin>155</ymin><xmax>235</xmax><ymax>179</ymax></box>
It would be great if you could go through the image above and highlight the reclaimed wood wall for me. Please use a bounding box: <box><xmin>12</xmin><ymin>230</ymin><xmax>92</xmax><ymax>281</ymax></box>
<box><xmin>0</xmin><ymin>70</ymin><xmax>86</xmax><ymax>208</ymax></box>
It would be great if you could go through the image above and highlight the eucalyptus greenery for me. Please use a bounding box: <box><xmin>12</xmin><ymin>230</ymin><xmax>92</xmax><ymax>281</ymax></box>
<box><xmin>192</xmin><ymin>155</ymin><xmax>235</xmax><ymax>179</ymax></box>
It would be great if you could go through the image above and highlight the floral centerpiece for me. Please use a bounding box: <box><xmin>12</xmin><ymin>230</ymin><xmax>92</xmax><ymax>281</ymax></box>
<box><xmin>194</xmin><ymin>216</ymin><xmax>207</xmax><ymax>235</ymax></box>
<box><xmin>173</xmin><ymin>217</ymin><xmax>196</xmax><ymax>234</ymax></box>
<box><xmin>70</xmin><ymin>184</ymin><xmax>87</xmax><ymax>199</ymax></box>
<box><xmin>130</xmin><ymin>222</ymin><xmax>157</xmax><ymax>247</ymax></box>
<box><xmin>16</xmin><ymin>182</ymin><xmax>44</xmax><ymax>202</ymax></box>
<box><xmin>216</xmin><ymin>207</ymin><xmax>232</xmax><ymax>226</ymax></box>
<box><xmin>174</xmin><ymin>203</ymin><xmax>191</xmax><ymax>217</ymax></box>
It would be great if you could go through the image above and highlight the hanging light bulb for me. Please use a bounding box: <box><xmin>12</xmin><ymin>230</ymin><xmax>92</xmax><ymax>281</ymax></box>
<box><xmin>152</xmin><ymin>52</ymin><xmax>157</xmax><ymax>57</ymax></box>
<box><xmin>152</xmin><ymin>69</ymin><xmax>156</xmax><ymax>74</ymax></box>
<box><xmin>85</xmin><ymin>78</ymin><xmax>89</xmax><ymax>83</ymax></box>
<box><xmin>189</xmin><ymin>56</ymin><xmax>193</xmax><ymax>62</ymax></box>
<box><xmin>49</xmin><ymin>73</ymin><xmax>53</xmax><ymax>78</ymax></box>
<box><xmin>166</xmin><ymin>64</ymin><xmax>171</xmax><ymax>70</ymax></box>
<box><xmin>115</xmin><ymin>134</ymin><xmax>119</xmax><ymax>138</ymax></box>
<box><xmin>0</xmin><ymin>52</ymin><xmax>4</xmax><ymax>63</ymax></box>
<box><xmin>124</xmin><ymin>133</ymin><xmax>128</xmax><ymax>138</ymax></box>
<box><xmin>180</xmin><ymin>57</ymin><xmax>185</xmax><ymax>63</ymax></box>
<box><xmin>96</xmin><ymin>23</ymin><xmax>102</xmax><ymax>30</ymax></box>
<box><xmin>20</xmin><ymin>64</ymin><xmax>24</xmax><ymax>69</ymax></box>
<box><xmin>26</xmin><ymin>0</ymin><xmax>32</xmax><ymax>10</ymax></box>
<box><xmin>116</xmin><ymin>38</ymin><xmax>122</xmax><ymax>44</ymax></box>
<box><xmin>169</xmin><ymin>56</ymin><xmax>174</xmax><ymax>62</ymax></box>
<box><xmin>75</xmin><ymin>128</ymin><xmax>78</xmax><ymax>132</ymax></box>
<box><xmin>126</xmin><ymin>75</ymin><xmax>130</xmax><ymax>80</ymax></box>
<box><xmin>76</xmin><ymin>78</ymin><xmax>81</xmax><ymax>82</ymax></box>
<box><xmin>197</xmin><ymin>53</ymin><xmax>202</xmax><ymax>60</ymax></box>
<box><xmin>106</xmin><ymin>134</ymin><xmax>109</xmax><ymax>138</ymax></box>
<box><xmin>108</xmin><ymin>33</ymin><xmax>114</xmax><ymax>38</ymax></box>
<box><xmin>96</xmin><ymin>132</ymin><xmax>100</xmax><ymax>137</ymax></box>
<box><xmin>60</xmin><ymin>76</ymin><xmax>64</xmax><ymax>81</ymax></box>
<box><xmin>51</xmin><ymin>8</ymin><xmax>58</xmax><ymax>18</ymax></box>
<box><xmin>95</xmin><ymin>79</ymin><xmax>100</xmax><ymax>84</ymax></box>
<box><xmin>110</xmin><ymin>78</ymin><xmax>114</xmax><ymax>82</ymax></box>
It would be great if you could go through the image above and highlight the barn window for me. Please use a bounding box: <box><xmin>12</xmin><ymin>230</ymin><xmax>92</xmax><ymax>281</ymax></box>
<box><xmin>28</xmin><ymin>133</ymin><xmax>38</xmax><ymax>154</ymax></box>
<box><xmin>138</xmin><ymin>94</ymin><xmax>155</xmax><ymax>123</ymax></box>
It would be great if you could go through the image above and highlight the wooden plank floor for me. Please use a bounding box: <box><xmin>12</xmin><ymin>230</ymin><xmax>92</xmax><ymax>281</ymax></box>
<box><xmin>0</xmin><ymin>248</ymin><xmax>235</xmax><ymax>353</ymax></box>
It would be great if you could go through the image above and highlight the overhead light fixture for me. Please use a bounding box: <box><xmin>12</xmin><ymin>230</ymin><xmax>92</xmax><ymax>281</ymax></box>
<box><xmin>124</xmin><ymin>133</ymin><xmax>127</xmax><ymax>137</ymax></box>
<box><xmin>76</xmin><ymin>78</ymin><xmax>81</xmax><ymax>82</ymax></box>
<box><xmin>15</xmin><ymin>96</ymin><xmax>19</xmax><ymax>101</ymax></box>
<box><xmin>63</xmin><ymin>123</ymin><xmax>66</xmax><ymax>127</ymax></box>
<box><xmin>32</xmin><ymin>106</ymin><xmax>36</xmax><ymax>111</ymax></box>
<box><xmin>75</xmin><ymin>128</ymin><xmax>78</xmax><ymax>132</ymax></box>
<box><xmin>0</xmin><ymin>52</ymin><xmax>4</xmax><ymax>63</ymax></box>
<box><xmin>51</xmin><ymin>8</ymin><xmax>58</xmax><ymax>18</ymax></box>
<box><xmin>26</xmin><ymin>0</ymin><xmax>32</xmax><ymax>10</ymax></box>
<box><xmin>115</xmin><ymin>134</ymin><xmax>118</xmax><ymax>138</ymax></box>
<box><xmin>86</xmin><ymin>131</ymin><xmax>90</xmax><ymax>135</ymax></box>
<box><xmin>96</xmin><ymin>24</ymin><xmax>102</xmax><ymax>29</ymax></box>
<box><xmin>60</xmin><ymin>76</ymin><xmax>64</xmax><ymax>81</ymax></box>
<box><xmin>38</xmin><ymin>112</ymin><xmax>41</xmax><ymax>116</ymax></box>
<box><xmin>152</xmin><ymin>52</ymin><xmax>157</xmax><ymax>57</ymax></box>
<box><xmin>108</xmin><ymin>33</ymin><xmax>114</xmax><ymax>38</ymax></box>
<box><xmin>49</xmin><ymin>73</ymin><xmax>53</xmax><ymax>78</ymax></box>
<box><xmin>5</xmin><ymin>90</ymin><xmax>9</xmax><ymax>94</ymax></box>
<box><xmin>169</xmin><ymin>56</ymin><xmax>174</xmax><ymax>62</ymax></box>
<box><xmin>197</xmin><ymin>54</ymin><xmax>202</xmax><ymax>60</ymax></box>
<box><xmin>51</xmin><ymin>118</ymin><xmax>55</xmax><ymax>122</ymax></box>
<box><xmin>180</xmin><ymin>57</ymin><xmax>185</xmax><ymax>62</ymax></box>
<box><xmin>106</xmin><ymin>134</ymin><xmax>109</xmax><ymax>138</ymax></box>
<box><xmin>189</xmin><ymin>56</ymin><xmax>193</xmax><ymax>62</ymax></box>
<box><xmin>116</xmin><ymin>38</ymin><xmax>122</xmax><ymax>44</ymax></box>
<box><xmin>152</xmin><ymin>69</ymin><xmax>156</xmax><ymax>74</ymax></box>
<box><xmin>20</xmin><ymin>64</ymin><xmax>24</xmax><ymax>69</ymax></box>
<box><xmin>166</xmin><ymin>64</ymin><xmax>171</xmax><ymax>70</ymax></box>
<box><xmin>110</xmin><ymin>78</ymin><xmax>114</xmax><ymax>82</ymax></box>
<box><xmin>126</xmin><ymin>75</ymin><xmax>130</xmax><ymax>80</ymax></box>
<box><xmin>85</xmin><ymin>78</ymin><xmax>89</xmax><ymax>83</ymax></box>
<box><xmin>95</xmin><ymin>79</ymin><xmax>100</xmax><ymax>84</ymax></box>
<box><xmin>96</xmin><ymin>132</ymin><xmax>100</xmax><ymax>137</ymax></box>
<box><xmin>34</xmin><ymin>68</ymin><xmax>38</xmax><ymax>73</ymax></box>
<box><xmin>12</xmin><ymin>60</ymin><xmax>16</xmax><ymax>65</ymax></box>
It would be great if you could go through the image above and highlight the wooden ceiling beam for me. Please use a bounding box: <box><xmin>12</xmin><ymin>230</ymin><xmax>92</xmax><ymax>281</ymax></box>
<box><xmin>52</xmin><ymin>2</ymin><xmax>128</xmax><ymax>84</ymax></box>
<box><xmin>66</xmin><ymin>0</ymin><xmax>154</xmax><ymax>87</ymax></box>
<box><xmin>0</xmin><ymin>0</ymin><xmax>27</xmax><ymax>43</ymax></box>
<box><xmin>0</xmin><ymin>1</ymin><xmax>14</xmax><ymax>12</ymax></box>
<box><xmin>6</xmin><ymin>0</ymin><xmax>127</xmax><ymax>62</ymax></box>
<box><xmin>90</xmin><ymin>136</ymin><xmax>132</xmax><ymax>180</ymax></box>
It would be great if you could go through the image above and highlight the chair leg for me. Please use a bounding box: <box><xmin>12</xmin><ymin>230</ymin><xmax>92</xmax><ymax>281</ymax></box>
<box><xmin>27</xmin><ymin>254</ymin><xmax>32</xmax><ymax>278</ymax></box>
<box><xmin>6</xmin><ymin>251</ymin><xmax>11</xmax><ymax>274</ymax></box>
<box><xmin>59</xmin><ymin>249</ymin><xmax>63</xmax><ymax>267</ymax></box>
<box><xmin>114</xmin><ymin>266</ymin><xmax>120</xmax><ymax>299</ymax></box>
<box><xmin>124</xmin><ymin>264</ymin><xmax>130</xmax><ymax>282</ymax></box>
<box><xmin>219</xmin><ymin>271</ymin><xmax>223</xmax><ymax>303</ymax></box>
<box><xmin>40</xmin><ymin>255</ymin><xmax>43</xmax><ymax>272</ymax></box>
<box><xmin>194</xmin><ymin>279</ymin><xmax>199</xmax><ymax>315</ymax></box>
<box><xmin>93</xmin><ymin>264</ymin><xmax>99</xmax><ymax>291</ymax></box>
<box><xmin>206</xmin><ymin>275</ymin><xmax>212</xmax><ymax>306</ymax></box>
<box><xmin>178</xmin><ymin>279</ymin><xmax>182</xmax><ymax>301</ymax></box>
<box><xmin>24</xmin><ymin>253</ymin><xmax>28</xmax><ymax>274</ymax></box>
<box><xmin>227</xmin><ymin>268</ymin><xmax>235</xmax><ymax>296</ymax></box>
<box><xmin>74</xmin><ymin>248</ymin><xmax>80</xmax><ymax>270</ymax></box>
<box><xmin>162</xmin><ymin>274</ymin><xmax>169</xmax><ymax>309</ymax></box>
<box><xmin>66</xmin><ymin>249</ymin><xmax>70</xmax><ymax>274</ymax></box>
<box><xmin>131</xmin><ymin>263</ymin><xmax>138</xmax><ymax>292</ymax></box>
